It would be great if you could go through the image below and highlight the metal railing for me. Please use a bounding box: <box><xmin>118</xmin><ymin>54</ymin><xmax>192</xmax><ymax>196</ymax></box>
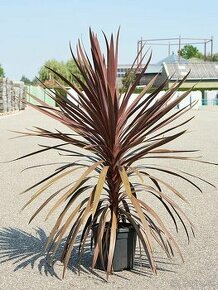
<box><xmin>202</xmin><ymin>99</ymin><xmax>218</xmax><ymax>106</ymax></box>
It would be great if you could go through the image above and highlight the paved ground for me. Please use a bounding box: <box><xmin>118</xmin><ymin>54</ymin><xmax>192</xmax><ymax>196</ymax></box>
<box><xmin>0</xmin><ymin>107</ymin><xmax>218</xmax><ymax>290</ymax></box>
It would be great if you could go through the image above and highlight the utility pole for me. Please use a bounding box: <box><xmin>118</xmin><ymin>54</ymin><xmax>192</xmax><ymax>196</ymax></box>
<box><xmin>178</xmin><ymin>35</ymin><xmax>181</xmax><ymax>63</ymax></box>
<box><xmin>168</xmin><ymin>41</ymin><xmax>171</xmax><ymax>56</ymax></box>
<box><xmin>140</xmin><ymin>37</ymin><xmax>143</xmax><ymax>69</ymax></box>
<box><xmin>211</xmin><ymin>36</ymin><xmax>214</xmax><ymax>58</ymax></box>
<box><xmin>204</xmin><ymin>41</ymin><xmax>207</xmax><ymax>61</ymax></box>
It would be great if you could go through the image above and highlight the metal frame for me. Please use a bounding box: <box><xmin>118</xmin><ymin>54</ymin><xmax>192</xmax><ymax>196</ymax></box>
<box><xmin>137</xmin><ymin>36</ymin><xmax>214</xmax><ymax>65</ymax></box>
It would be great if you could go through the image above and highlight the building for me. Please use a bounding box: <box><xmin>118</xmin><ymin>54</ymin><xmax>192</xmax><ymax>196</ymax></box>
<box><xmin>117</xmin><ymin>54</ymin><xmax>218</xmax><ymax>108</ymax></box>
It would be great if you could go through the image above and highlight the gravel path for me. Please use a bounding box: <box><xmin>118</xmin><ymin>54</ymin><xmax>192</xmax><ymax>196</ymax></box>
<box><xmin>0</xmin><ymin>108</ymin><xmax>218</xmax><ymax>290</ymax></box>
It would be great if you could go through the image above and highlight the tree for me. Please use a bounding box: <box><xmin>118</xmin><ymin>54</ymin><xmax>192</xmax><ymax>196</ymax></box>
<box><xmin>0</xmin><ymin>64</ymin><xmax>5</xmax><ymax>78</ymax></box>
<box><xmin>31</xmin><ymin>77</ymin><xmax>39</xmax><ymax>86</ymax></box>
<box><xmin>180</xmin><ymin>45</ymin><xmax>203</xmax><ymax>59</ymax></box>
<box><xmin>38</xmin><ymin>59</ymin><xmax>68</xmax><ymax>85</ymax></box>
<box><xmin>122</xmin><ymin>69</ymin><xmax>136</xmax><ymax>91</ymax></box>
<box><xmin>204</xmin><ymin>53</ymin><xmax>218</xmax><ymax>62</ymax></box>
<box><xmin>20</xmin><ymin>75</ymin><xmax>32</xmax><ymax>85</ymax></box>
<box><xmin>38</xmin><ymin>59</ymin><xmax>83</xmax><ymax>88</ymax></box>
<box><xmin>65</xmin><ymin>59</ymin><xmax>84</xmax><ymax>85</ymax></box>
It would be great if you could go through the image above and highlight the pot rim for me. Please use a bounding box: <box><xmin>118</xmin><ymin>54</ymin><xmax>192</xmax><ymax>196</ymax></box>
<box><xmin>92</xmin><ymin>222</ymin><xmax>136</xmax><ymax>233</ymax></box>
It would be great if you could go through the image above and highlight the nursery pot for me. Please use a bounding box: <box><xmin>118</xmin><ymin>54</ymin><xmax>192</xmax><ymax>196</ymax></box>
<box><xmin>92</xmin><ymin>222</ymin><xmax>136</xmax><ymax>271</ymax></box>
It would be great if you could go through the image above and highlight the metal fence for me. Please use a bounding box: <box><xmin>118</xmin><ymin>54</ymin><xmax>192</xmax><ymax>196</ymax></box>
<box><xmin>202</xmin><ymin>99</ymin><xmax>218</xmax><ymax>106</ymax></box>
<box><xmin>26</xmin><ymin>85</ymin><xmax>56</xmax><ymax>106</ymax></box>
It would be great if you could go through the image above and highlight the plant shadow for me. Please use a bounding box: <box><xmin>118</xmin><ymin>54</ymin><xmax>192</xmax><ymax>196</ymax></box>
<box><xmin>132</xmin><ymin>249</ymin><xmax>178</xmax><ymax>277</ymax></box>
<box><xmin>0</xmin><ymin>227</ymin><xmax>178</xmax><ymax>281</ymax></box>
<box><xmin>0</xmin><ymin>227</ymin><xmax>93</xmax><ymax>280</ymax></box>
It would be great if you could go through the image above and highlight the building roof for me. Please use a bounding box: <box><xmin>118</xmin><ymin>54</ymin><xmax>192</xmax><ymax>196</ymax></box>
<box><xmin>117</xmin><ymin>64</ymin><xmax>162</xmax><ymax>74</ymax></box>
<box><xmin>157</xmin><ymin>54</ymin><xmax>188</xmax><ymax>65</ymax></box>
<box><xmin>145</xmin><ymin>64</ymin><xmax>163</xmax><ymax>74</ymax></box>
<box><xmin>164</xmin><ymin>62</ymin><xmax>218</xmax><ymax>80</ymax></box>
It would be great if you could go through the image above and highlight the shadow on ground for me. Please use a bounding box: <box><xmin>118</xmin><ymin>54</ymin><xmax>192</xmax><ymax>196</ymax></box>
<box><xmin>0</xmin><ymin>227</ymin><xmax>177</xmax><ymax>280</ymax></box>
<box><xmin>0</xmin><ymin>227</ymin><xmax>93</xmax><ymax>279</ymax></box>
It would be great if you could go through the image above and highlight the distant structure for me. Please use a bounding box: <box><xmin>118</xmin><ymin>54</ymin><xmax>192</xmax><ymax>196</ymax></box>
<box><xmin>116</xmin><ymin>63</ymin><xmax>163</xmax><ymax>88</ymax></box>
<box><xmin>136</xmin><ymin>36</ymin><xmax>214</xmax><ymax>64</ymax></box>
<box><xmin>0</xmin><ymin>78</ymin><xmax>26</xmax><ymax>114</ymax></box>
<box><xmin>116</xmin><ymin>53</ymin><xmax>218</xmax><ymax>108</ymax></box>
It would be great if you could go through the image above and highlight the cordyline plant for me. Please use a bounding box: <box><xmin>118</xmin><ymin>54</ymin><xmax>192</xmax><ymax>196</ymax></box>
<box><xmin>13</xmin><ymin>29</ymin><xmax>216</xmax><ymax>279</ymax></box>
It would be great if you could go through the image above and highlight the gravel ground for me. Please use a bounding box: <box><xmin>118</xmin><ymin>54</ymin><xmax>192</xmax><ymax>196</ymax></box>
<box><xmin>0</xmin><ymin>107</ymin><xmax>218</xmax><ymax>290</ymax></box>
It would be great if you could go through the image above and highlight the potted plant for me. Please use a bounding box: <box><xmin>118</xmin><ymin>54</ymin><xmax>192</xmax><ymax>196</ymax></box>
<box><xmin>13</xmin><ymin>29</ymin><xmax>216</xmax><ymax>279</ymax></box>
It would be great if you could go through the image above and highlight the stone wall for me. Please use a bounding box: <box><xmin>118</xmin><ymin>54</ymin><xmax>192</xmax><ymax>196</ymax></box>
<box><xmin>0</xmin><ymin>78</ymin><xmax>26</xmax><ymax>114</ymax></box>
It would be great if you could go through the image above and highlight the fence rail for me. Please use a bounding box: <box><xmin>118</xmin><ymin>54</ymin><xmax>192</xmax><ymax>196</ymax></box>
<box><xmin>202</xmin><ymin>99</ymin><xmax>218</xmax><ymax>106</ymax></box>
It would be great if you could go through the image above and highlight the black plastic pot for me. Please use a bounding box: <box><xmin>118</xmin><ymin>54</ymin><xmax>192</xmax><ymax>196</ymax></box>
<box><xmin>92</xmin><ymin>222</ymin><xmax>136</xmax><ymax>271</ymax></box>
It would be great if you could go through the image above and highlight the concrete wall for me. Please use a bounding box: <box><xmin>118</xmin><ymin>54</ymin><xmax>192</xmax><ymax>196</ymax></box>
<box><xmin>25</xmin><ymin>84</ymin><xmax>218</xmax><ymax>110</ymax></box>
<box><xmin>122</xmin><ymin>90</ymin><xmax>202</xmax><ymax>110</ymax></box>
<box><xmin>203</xmin><ymin>90</ymin><xmax>218</xmax><ymax>105</ymax></box>
<box><xmin>172</xmin><ymin>90</ymin><xmax>202</xmax><ymax>109</ymax></box>
<box><xmin>0</xmin><ymin>78</ymin><xmax>26</xmax><ymax>113</ymax></box>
